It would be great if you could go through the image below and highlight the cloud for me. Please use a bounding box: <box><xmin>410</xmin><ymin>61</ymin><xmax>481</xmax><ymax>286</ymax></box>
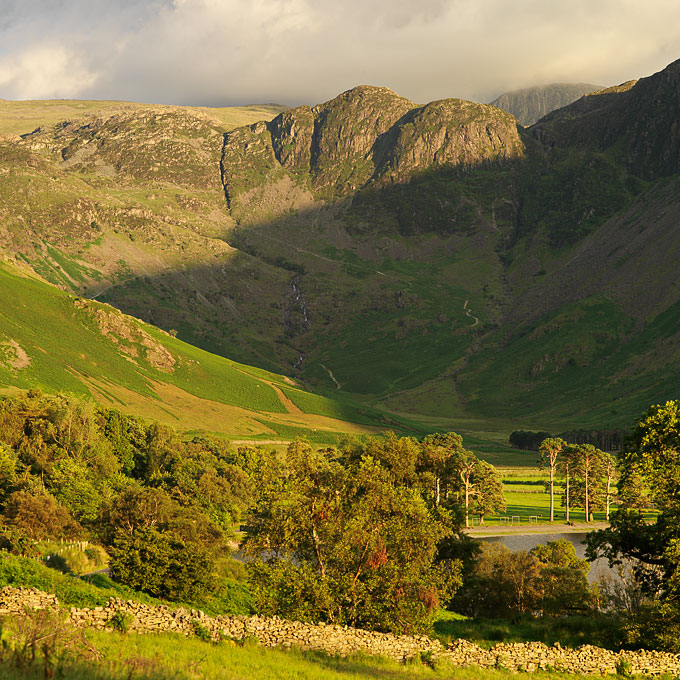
<box><xmin>1</xmin><ymin>0</ymin><xmax>680</xmax><ymax>106</ymax></box>
<box><xmin>0</xmin><ymin>46</ymin><xmax>99</xmax><ymax>100</ymax></box>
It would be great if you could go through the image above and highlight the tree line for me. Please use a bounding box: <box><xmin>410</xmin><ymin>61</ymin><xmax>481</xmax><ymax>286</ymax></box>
<box><xmin>538</xmin><ymin>438</ymin><xmax>618</xmax><ymax>523</ymax></box>
<box><xmin>510</xmin><ymin>429</ymin><xmax>624</xmax><ymax>452</ymax></box>
<box><xmin>3</xmin><ymin>389</ymin><xmax>680</xmax><ymax>649</ymax></box>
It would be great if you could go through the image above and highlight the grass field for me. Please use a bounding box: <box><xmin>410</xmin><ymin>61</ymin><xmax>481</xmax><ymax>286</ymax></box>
<box><xmin>433</xmin><ymin>611</ymin><xmax>622</xmax><ymax>651</ymax></box>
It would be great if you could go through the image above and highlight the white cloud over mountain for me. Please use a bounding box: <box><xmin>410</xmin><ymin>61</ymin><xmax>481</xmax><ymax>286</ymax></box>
<box><xmin>1</xmin><ymin>0</ymin><xmax>679</xmax><ymax>105</ymax></box>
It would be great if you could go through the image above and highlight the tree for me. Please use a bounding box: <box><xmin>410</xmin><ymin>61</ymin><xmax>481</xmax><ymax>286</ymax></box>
<box><xmin>539</xmin><ymin>437</ymin><xmax>566</xmax><ymax>523</ymax></box>
<box><xmin>449</xmin><ymin>448</ymin><xmax>478</xmax><ymax>529</ymax></box>
<box><xmin>569</xmin><ymin>444</ymin><xmax>606</xmax><ymax>522</ymax></box>
<box><xmin>0</xmin><ymin>443</ymin><xmax>18</xmax><ymax>503</ymax></box>
<box><xmin>418</xmin><ymin>432</ymin><xmax>465</xmax><ymax>506</ymax></box>
<box><xmin>2</xmin><ymin>489</ymin><xmax>80</xmax><ymax>540</ymax></box>
<box><xmin>559</xmin><ymin>444</ymin><xmax>580</xmax><ymax>522</ymax></box>
<box><xmin>470</xmin><ymin>460</ymin><xmax>505</xmax><ymax>524</ymax></box>
<box><xmin>617</xmin><ymin>458</ymin><xmax>653</xmax><ymax>510</ymax></box>
<box><xmin>601</xmin><ymin>451</ymin><xmax>617</xmax><ymax>522</ymax></box>
<box><xmin>108</xmin><ymin>527</ymin><xmax>216</xmax><ymax>601</ymax></box>
<box><xmin>100</xmin><ymin>485</ymin><xmax>224</xmax><ymax>600</ymax></box>
<box><xmin>47</xmin><ymin>458</ymin><xmax>104</xmax><ymax>524</ymax></box>
<box><xmin>461</xmin><ymin>542</ymin><xmax>542</xmax><ymax>616</ymax></box>
<box><xmin>530</xmin><ymin>539</ymin><xmax>592</xmax><ymax>615</ymax></box>
<box><xmin>458</xmin><ymin>539</ymin><xmax>592</xmax><ymax>618</ymax></box>
<box><xmin>626</xmin><ymin>400</ymin><xmax>680</xmax><ymax>510</ymax></box>
<box><xmin>244</xmin><ymin>439</ymin><xmax>461</xmax><ymax>633</ymax></box>
<box><xmin>587</xmin><ymin>401</ymin><xmax>680</xmax><ymax>650</ymax></box>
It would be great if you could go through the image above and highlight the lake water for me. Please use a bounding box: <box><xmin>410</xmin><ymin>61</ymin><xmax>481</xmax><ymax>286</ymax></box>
<box><xmin>476</xmin><ymin>532</ymin><xmax>613</xmax><ymax>583</ymax></box>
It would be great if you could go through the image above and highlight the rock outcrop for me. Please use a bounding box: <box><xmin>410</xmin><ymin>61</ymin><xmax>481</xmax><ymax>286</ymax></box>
<box><xmin>221</xmin><ymin>85</ymin><xmax>524</xmax><ymax>219</ymax></box>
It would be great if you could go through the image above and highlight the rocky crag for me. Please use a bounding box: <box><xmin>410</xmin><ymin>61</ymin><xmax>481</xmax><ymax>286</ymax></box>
<box><xmin>221</xmin><ymin>85</ymin><xmax>524</xmax><ymax>219</ymax></box>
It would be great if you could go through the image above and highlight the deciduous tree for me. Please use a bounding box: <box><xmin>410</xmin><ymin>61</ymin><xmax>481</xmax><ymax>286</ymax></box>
<box><xmin>539</xmin><ymin>437</ymin><xmax>566</xmax><ymax>522</ymax></box>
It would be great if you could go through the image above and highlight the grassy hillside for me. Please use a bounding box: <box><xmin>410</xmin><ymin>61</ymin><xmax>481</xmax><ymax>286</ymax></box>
<box><xmin>0</xmin><ymin>98</ymin><xmax>287</xmax><ymax>136</ymax></box>
<box><xmin>0</xmin><ymin>261</ymin><xmax>394</xmax><ymax>440</ymax></box>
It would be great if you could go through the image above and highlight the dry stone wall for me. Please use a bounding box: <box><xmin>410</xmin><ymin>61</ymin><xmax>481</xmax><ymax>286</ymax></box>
<box><xmin>2</xmin><ymin>586</ymin><xmax>680</xmax><ymax>676</ymax></box>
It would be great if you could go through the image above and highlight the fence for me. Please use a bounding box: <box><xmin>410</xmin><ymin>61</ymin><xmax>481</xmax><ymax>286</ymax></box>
<box><xmin>497</xmin><ymin>515</ymin><xmax>543</xmax><ymax>525</ymax></box>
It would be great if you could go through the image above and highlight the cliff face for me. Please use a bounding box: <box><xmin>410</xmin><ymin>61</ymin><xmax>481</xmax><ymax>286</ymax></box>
<box><xmin>221</xmin><ymin>86</ymin><xmax>524</xmax><ymax>219</ymax></box>
<box><xmin>489</xmin><ymin>83</ymin><xmax>601</xmax><ymax>126</ymax></box>
<box><xmin>309</xmin><ymin>86</ymin><xmax>414</xmax><ymax>193</ymax></box>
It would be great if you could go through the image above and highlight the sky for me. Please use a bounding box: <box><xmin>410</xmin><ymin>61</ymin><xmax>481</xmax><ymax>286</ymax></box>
<box><xmin>1</xmin><ymin>0</ymin><xmax>680</xmax><ymax>107</ymax></box>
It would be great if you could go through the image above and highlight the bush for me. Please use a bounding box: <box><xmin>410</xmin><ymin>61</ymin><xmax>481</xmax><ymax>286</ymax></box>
<box><xmin>108</xmin><ymin>527</ymin><xmax>216</xmax><ymax>602</ymax></box>
<box><xmin>3</xmin><ymin>491</ymin><xmax>81</xmax><ymax>540</ymax></box>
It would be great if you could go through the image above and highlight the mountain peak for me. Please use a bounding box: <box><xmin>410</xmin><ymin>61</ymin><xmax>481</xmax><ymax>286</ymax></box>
<box><xmin>221</xmin><ymin>86</ymin><xmax>524</xmax><ymax>217</ymax></box>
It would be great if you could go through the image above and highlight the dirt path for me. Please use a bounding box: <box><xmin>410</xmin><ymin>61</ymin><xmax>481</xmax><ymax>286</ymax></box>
<box><xmin>321</xmin><ymin>363</ymin><xmax>341</xmax><ymax>390</ymax></box>
<box><xmin>463</xmin><ymin>299</ymin><xmax>479</xmax><ymax>327</ymax></box>
<box><xmin>228</xmin><ymin>364</ymin><xmax>303</xmax><ymax>415</ymax></box>
<box><xmin>268</xmin><ymin>382</ymin><xmax>303</xmax><ymax>414</ymax></box>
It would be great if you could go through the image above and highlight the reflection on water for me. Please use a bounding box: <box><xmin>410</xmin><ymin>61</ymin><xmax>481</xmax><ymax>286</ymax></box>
<box><xmin>476</xmin><ymin>532</ymin><xmax>613</xmax><ymax>583</ymax></box>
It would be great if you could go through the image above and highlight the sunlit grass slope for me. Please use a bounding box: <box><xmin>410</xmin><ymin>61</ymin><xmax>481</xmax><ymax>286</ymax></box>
<box><xmin>0</xmin><ymin>262</ymin><xmax>389</xmax><ymax>439</ymax></box>
<box><xmin>0</xmin><ymin>617</ymin><xmax>597</xmax><ymax>680</ymax></box>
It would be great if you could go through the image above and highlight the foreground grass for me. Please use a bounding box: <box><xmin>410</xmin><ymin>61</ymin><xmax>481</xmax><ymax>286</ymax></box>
<box><xmin>434</xmin><ymin>611</ymin><xmax>624</xmax><ymax>652</ymax></box>
<box><xmin>0</xmin><ymin>616</ymin><xmax>601</xmax><ymax>680</ymax></box>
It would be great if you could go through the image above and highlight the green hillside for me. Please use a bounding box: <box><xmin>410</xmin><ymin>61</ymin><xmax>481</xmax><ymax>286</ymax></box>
<box><xmin>0</xmin><ymin>262</ymin><xmax>393</xmax><ymax>441</ymax></box>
